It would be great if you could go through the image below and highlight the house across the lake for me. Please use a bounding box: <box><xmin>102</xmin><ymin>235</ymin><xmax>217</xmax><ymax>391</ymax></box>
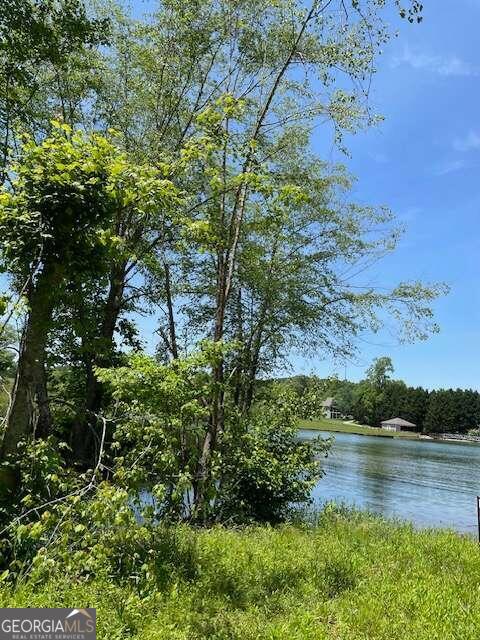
<box><xmin>321</xmin><ymin>397</ymin><xmax>342</xmax><ymax>420</ymax></box>
<box><xmin>381</xmin><ymin>417</ymin><xmax>417</xmax><ymax>432</ymax></box>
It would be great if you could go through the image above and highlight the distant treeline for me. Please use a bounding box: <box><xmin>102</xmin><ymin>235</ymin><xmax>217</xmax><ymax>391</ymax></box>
<box><xmin>270</xmin><ymin>358</ymin><xmax>480</xmax><ymax>434</ymax></box>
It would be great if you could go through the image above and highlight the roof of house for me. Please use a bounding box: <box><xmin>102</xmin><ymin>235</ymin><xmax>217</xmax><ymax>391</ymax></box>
<box><xmin>321</xmin><ymin>397</ymin><xmax>335</xmax><ymax>408</ymax></box>
<box><xmin>381</xmin><ymin>417</ymin><xmax>416</xmax><ymax>427</ymax></box>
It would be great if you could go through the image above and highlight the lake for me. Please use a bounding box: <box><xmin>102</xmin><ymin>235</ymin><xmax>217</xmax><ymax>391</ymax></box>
<box><xmin>301</xmin><ymin>429</ymin><xmax>480</xmax><ymax>534</ymax></box>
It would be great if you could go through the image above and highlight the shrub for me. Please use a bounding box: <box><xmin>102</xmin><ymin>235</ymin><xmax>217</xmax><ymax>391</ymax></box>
<box><xmin>218</xmin><ymin>393</ymin><xmax>331</xmax><ymax>523</ymax></box>
<box><xmin>97</xmin><ymin>349</ymin><xmax>330</xmax><ymax>525</ymax></box>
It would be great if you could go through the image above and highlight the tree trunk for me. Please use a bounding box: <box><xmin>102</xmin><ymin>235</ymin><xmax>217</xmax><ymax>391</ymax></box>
<box><xmin>164</xmin><ymin>261</ymin><xmax>178</xmax><ymax>359</ymax></box>
<box><xmin>1</xmin><ymin>263</ymin><xmax>61</xmax><ymax>459</ymax></box>
<box><xmin>193</xmin><ymin>252</ymin><xmax>226</xmax><ymax>520</ymax></box>
<box><xmin>34</xmin><ymin>359</ymin><xmax>52</xmax><ymax>439</ymax></box>
<box><xmin>72</xmin><ymin>262</ymin><xmax>126</xmax><ymax>465</ymax></box>
<box><xmin>233</xmin><ymin>288</ymin><xmax>245</xmax><ymax>407</ymax></box>
<box><xmin>193</xmin><ymin>5</ymin><xmax>316</xmax><ymax>518</ymax></box>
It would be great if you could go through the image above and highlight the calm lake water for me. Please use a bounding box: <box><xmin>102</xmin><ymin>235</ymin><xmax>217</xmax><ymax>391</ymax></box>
<box><xmin>301</xmin><ymin>429</ymin><xmax>480</xmax><ymax>534</ymax></box>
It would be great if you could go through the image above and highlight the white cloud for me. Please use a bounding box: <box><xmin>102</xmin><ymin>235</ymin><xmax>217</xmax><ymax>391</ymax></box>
<box><xmin>453</xmin><ymin>130</ymin><xmax>480</xmax><ymax>152</ymax></box>
<box><xmin>433</xmin><ymin>159</ymin><xmax>465</xmax><ymax>176</ymax></box>
<box><xmin>392</xmin><ymin>46</ymin><xmax>479</xmax><ymax>77</ymax></box>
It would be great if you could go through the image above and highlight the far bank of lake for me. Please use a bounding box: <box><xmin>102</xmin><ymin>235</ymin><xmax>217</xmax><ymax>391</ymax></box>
<box><xmin>300</xmin><ymin>418</ymin><xmax>422</xmax><ymax>439</ymax></box>
<box><xmin>301</xmin><ymin>428</ymin><xmax>480</xmax><ymax>534</ymax></box>
<box><xmin>301</xmin><ymin>418</ymin><xmax>480</xmax><ymax>443</ymax></box>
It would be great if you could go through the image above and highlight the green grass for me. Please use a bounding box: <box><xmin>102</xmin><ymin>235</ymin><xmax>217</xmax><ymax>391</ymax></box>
<box><xmin>1</xmin><ymin>510</ymin><xmax>479</xmax><ymax>639</ymax></box>
<box><xmin>300</xmin><ymin>418</ymin><xmax>422</xmax><ymax>439</ymax></box>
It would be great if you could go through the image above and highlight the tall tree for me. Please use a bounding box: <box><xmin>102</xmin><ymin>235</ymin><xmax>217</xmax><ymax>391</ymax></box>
<box><xmin>0</xmin><ymin>124</ymin><xmax>182</xmax><ymax>461</ymax></box>
<box><xmin>100</xmin><ymin>0</ymin><xmax>433</xmax><ymax>513</ymax></box>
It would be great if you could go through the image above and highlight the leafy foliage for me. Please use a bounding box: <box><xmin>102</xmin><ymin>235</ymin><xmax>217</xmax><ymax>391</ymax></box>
<box><xmin>219</xmin><ymin>393</ymin><xmax>330</xmax><ymax>523</ymax></box>
<box><xmin>0</xmin><ymin>436</ymin><xmax>77</xmax><ymax>572</ymax></box>
<box><xmin>0</xmin><ymin>348</ymin><xmax>328</xmax><ymax>578</ymax></box>
<box><xmin>0</xmin><ymin>123</ymin><xmax>180</xmax><ymax>281</ymax></box>
<box><xmin>0</xmin><ymin>2</ymin><xmax>450</xmax><ymax>609</ymax></box>
<box><xmin>96</xmin><ymin>346</ymin><xmax>329</xmax><ymax>524</ymax></box>
<box><xmin>0</xmin><ymin>324</ymin><xmax>16</xmax><ymax>379</ymax></box>
<box><xmin>0</xmin><ymin>0</ymin><xmax>109</xmax><ymax>179</ymax></box>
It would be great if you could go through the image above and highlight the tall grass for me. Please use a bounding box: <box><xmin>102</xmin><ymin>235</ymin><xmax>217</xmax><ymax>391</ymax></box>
<box><xmin>1</xmin><ymin>509</ymin><xmax>479</xmax><ymax>639</ymax></box>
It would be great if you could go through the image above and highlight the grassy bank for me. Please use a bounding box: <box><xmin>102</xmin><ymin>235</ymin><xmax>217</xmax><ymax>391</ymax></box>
<box><xmin>300</xmin><ymin>418</ymin><xmax>422</xmax><ymax>439</ymax></box>
<box><xmin>1</xmin><ymin>510</ymin><xmax>479</xmax><ymax>639</ymax></box>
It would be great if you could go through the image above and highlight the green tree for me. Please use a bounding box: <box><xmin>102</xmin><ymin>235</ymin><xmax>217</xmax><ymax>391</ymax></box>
<box><xmin>8</xmin><ymin>0</ymin><xmax>434</xmax><ymax>492</ymax></box>
<box><xmin>0</xmin><ymin>0</ymin><xmax>109</xmax><ymax>180</ymax></box>
<box><xmin>0</xmin><ymin>124</ymin><xmax>182</xmax><ymax>460</ymax></box>
<box><xmin>219</xmin><ymin>393</ymin><xmax>330</xmax><ymax>523</ymax></box>
<box><xmin>366</xmin><ymin>357</ymin><xmax>395</xmax><ymax>389</ymax></box>
<box><xmin>331</xmin><ymin>380</ymin><xmax>358</xmax><ymax>418</ymax></box>
<box><xmin>0</xmin><ymin>0</ymin><xmax>443</xmax><ymax>513</ymax></box>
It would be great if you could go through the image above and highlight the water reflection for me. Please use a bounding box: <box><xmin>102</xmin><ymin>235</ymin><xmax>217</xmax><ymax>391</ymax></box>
<box><xmin>302</xmin><ymin>430</ymin><xmax>480</xmax><ymax>534</ymax></box>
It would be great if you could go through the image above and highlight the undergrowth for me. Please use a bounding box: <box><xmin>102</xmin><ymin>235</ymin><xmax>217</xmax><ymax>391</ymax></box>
<box><xmin>1</xmin><ymin>507</ymin><xmax>478</xmax><ymax>640</ymax></box>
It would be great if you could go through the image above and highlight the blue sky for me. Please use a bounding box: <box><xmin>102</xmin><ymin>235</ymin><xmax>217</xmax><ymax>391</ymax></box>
<box><xmin>291</xmin><ymin>1</ymin><xmax>480</xmax><ymax>390</ymax></box>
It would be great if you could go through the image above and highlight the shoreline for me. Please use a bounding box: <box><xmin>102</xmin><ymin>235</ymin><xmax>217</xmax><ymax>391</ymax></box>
<box><xmin>299</xmin><ymin>419</ymin><xmax>480</xmax><ymax>444</ymax></box>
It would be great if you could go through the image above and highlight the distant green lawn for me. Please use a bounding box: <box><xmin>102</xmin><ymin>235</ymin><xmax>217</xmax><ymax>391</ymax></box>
<box><xmin>299</xmin><ymin>417</ymin><xmax>422</xmax><ymax>439</ymax></box>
